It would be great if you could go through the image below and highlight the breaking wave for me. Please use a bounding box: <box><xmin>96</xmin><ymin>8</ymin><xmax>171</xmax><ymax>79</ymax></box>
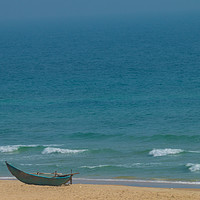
<box><xmin>0</xmin><ymin>145</ymin><xmax>39</xmax><ymax>153</ymax></box>
<box><xmin>80</xmin><ymin>165</ymin><xmax>110</xmax><ymax>169</ymax></box>
<box><xmin>149</xmin><ymin>148</ymin><xmax>184</xmax><ymax>157</ymax></box>
<box><xmin>42</xmin><ymin>147</ymin><xmax>88</xmax><ymax>154</ymax></box>
<box><xmin>0</xmin><ymin>144</ymin><xmax>62</xmax><ymax>153</ymax></box>
<box><xmin>186</xmin><ymin>163</ymin><xmax>200</xmax><ymax>172</ymax></box>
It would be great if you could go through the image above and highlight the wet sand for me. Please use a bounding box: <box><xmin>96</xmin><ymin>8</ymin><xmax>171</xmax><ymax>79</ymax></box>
<box><xmin>1</xmin><ymin>180</ymin><xmax>200</xmax><ymax>200</ymax></box>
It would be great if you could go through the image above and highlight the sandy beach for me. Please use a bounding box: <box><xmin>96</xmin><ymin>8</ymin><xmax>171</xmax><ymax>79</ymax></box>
<box><xmin>1</xmin><ymin>180</ymin><xmax>200</xmax><ymax>200</ymax></box>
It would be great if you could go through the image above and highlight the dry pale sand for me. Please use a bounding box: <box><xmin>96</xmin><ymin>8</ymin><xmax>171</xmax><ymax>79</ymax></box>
<box><xmin>1</xmin><ymin>180</ymin><xmax>200</xmax><ymax>200</ymax></box>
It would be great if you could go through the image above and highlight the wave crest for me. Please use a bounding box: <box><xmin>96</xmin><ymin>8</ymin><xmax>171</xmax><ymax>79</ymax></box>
<box><xmin>0</xmin><ymin>145</ymin><xmax>39</xmax><ymax>153</ymax></box>
<box><xmin>0</xmin><ymin>144</ymin><xmax>62</xmax><ymax>153</ymax></box>
<box><xmin>186</xmin><ymin>163</ymin><xmax>200</xmax><ymax>172</ymax></box>
<box><xmin>42</xmin><ymin>147</ymin><xmax>87</xmax><ymax>154</ymax></box>
<box><xmin>80</xmin><ymin>163</ymin><xmax>161</xmax><ymax>169</ymax></box>
<box><xmin>149</xmin><ymin>148</ymin><xmax>184</xmax><ymax>157</ymax></box>
<box><xmin>80</xmin><ymin>165</ymin><xmax>110</xmax><ymax>169</ymax></box>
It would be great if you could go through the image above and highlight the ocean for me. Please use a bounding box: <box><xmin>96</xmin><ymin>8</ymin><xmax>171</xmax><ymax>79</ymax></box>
<box><xmin>1</xmin><ymin>15</ymin><xmax>200</xmax><ymax>185</ymax></box>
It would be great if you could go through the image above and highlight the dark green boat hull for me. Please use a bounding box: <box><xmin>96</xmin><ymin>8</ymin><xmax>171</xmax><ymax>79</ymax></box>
<box><xmin>6</xmin><ymin>162</ymin><xmax>71</xmax><ymax>186</ymax></box>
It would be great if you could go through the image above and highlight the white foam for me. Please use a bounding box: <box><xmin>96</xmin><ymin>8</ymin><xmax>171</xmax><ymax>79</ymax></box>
<box><xmin>116</xmin><ymin>163</ymin><xmax>141</xmax><ymax>168</ymax></box>
<box><xmin>186</xmin><ymin>163</ymin><xmax>200</xmax><ymax>172</ymax></box>
<box><xmin>0</xmin><ymin>145</ymin><xmax>39</xmax><ymax>153</ymax></box>
<box><xmin>0</xmin><ymin>145</ymin><xmax>44</xmax><ymax>153</ymax></box>
<box><xmin>81</xmin><ymin>164</ymin><xmax>142</xmax><ymax>169</ymax></box>
<box><xmin>0</xmin><ymin>144</ymin><xmax>62</xmax><ymax>153</ymax></box>
<box><xmin>80</xmin><ymin>165</ymin><xmax>109</xmax><ymax>169</ymax></box>
<box><xmin>117</xmin><ymin>163</ymin><xmax>161</xmax><ymax>168</ymax></box>
<box><xmin>149</xmin><ymin>148</ymin><xmax>184</xmax><ymax>157</ymax></box>
<box><xmin>42</xmin><ymin>147</ymin><xmax>87</xmax><ymax>154</ymax></box>
<box><xmin>43</xmin><ymin>144</ymin><xmax>63</xmax><ymax>147</ymax></box>
<box><xmin>0</xmin><ymin>145</ymin><xmax>19</xmax><ymax>153</ymax></box>
<box><xmin>20</xmin><ymin>164</ymin><xmax>33</xmax><ymax>166</ymax></box>
<box><xmin>81</xmin><ymin>163</ymin><xmax>161</xmax><ymax>169</ymax></box>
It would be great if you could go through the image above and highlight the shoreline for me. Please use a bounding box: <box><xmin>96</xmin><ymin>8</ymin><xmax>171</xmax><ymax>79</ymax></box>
<box><xmin>2</xmin><ymin>176</ymin><xmax>200</xmax><ymax>189</ymax></box>
<box><xmin>1</xmin><ymin>180</ymin><xmax>200</xmax><ymax>200</ymax></box>
<box><xmin>74</xmin><ymin>178</ymin><xmax>200</xmax><ymax>189</ymax></box>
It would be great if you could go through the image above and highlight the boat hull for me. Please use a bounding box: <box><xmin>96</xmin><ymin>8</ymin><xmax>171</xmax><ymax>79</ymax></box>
<box><xmin>6</xmin><ymin>162</ymin><xmax>71</xmax><ymax>186</ymax></box>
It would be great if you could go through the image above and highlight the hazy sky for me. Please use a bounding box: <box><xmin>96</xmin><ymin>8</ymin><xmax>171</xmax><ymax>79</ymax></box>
<box><xmin>0</xmin><ymin>0</ymin><xmax>199</xmax><ymax>22</ymax></box>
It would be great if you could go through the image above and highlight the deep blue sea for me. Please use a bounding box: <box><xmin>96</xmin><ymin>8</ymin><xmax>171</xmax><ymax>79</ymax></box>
<box><xmin>1</xmin><ymin>15</ymin><xmax>200</xmax><ymax>185</ymax></box>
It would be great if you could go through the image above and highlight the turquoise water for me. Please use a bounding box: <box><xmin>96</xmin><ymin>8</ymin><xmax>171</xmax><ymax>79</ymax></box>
<box><xmin>1</xmin><ymin>16</ymin><xmax>200</xmax><ymax>184</ymax></box>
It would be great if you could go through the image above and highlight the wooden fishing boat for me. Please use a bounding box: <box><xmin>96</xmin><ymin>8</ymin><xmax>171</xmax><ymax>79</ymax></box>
<box><xmin>5</xmin><ymin>161</ymin><xmax>79</xmax><ymax>186</ymax></box>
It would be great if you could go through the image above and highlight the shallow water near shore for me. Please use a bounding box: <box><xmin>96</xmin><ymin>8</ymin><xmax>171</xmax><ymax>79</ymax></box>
<box><xmin>1</xmin><ymin>15</ymin><xmax>200</xmax><ymax>186</ymax></box>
